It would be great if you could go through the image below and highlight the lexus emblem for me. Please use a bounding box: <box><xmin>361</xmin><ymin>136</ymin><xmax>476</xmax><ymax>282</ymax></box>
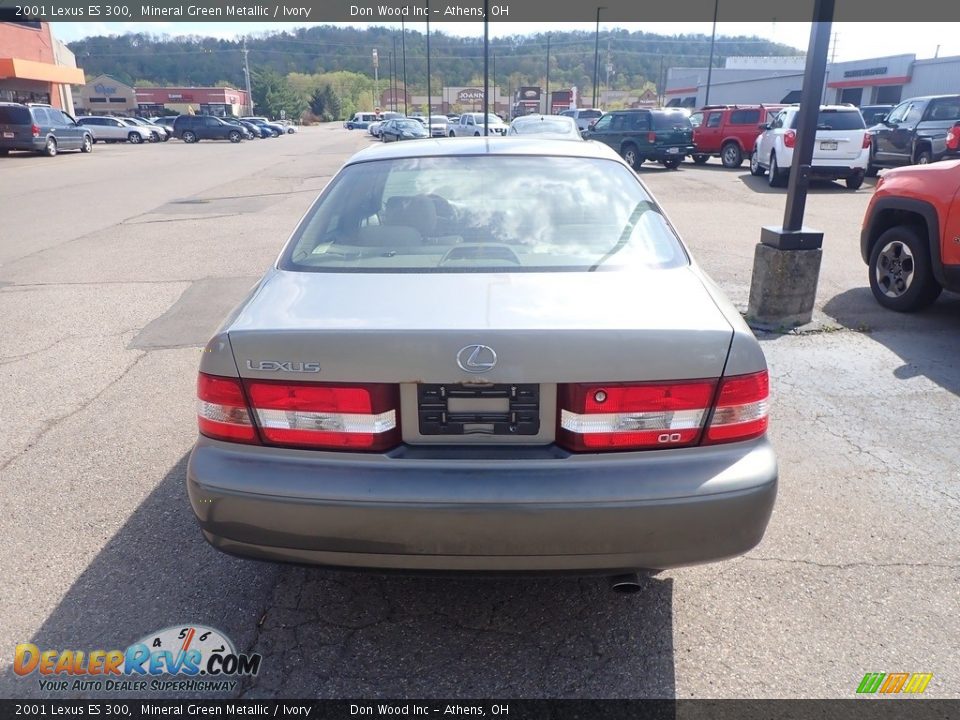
<box><xmin>456</xmin><ymin>345</ymin><xmax>497</xmax><ymax>373</ymax></box>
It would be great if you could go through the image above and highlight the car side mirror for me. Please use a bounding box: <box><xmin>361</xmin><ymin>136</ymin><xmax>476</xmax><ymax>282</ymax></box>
<box><xmin>760</xmin><ymin>123</ymin><xmax>770</xmax><ymax>130</ymax></box>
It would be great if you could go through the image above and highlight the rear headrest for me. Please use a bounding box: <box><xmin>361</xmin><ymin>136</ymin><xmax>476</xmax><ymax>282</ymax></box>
<box><xmin>383</xmin><ymin>195</ymin><xmax>438</xmax><ymax>237</ymax></box>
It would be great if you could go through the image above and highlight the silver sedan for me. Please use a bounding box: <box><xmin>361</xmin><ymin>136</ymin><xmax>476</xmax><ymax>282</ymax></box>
<box><xmin>188</xmin><ymin>138</ymin><xmax>777</xmax><ymax>580</ymax></box>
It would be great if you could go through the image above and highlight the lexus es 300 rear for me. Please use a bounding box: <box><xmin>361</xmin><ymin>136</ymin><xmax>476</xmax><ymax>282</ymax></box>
<box><xmin>187</xmin><ymin>138</ymin><xmax>777</xmax><ymax>574</ymax></box>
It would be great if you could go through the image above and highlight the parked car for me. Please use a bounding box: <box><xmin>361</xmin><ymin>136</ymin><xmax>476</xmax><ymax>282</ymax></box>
<box><xmin>188</xmin><ymin>137</ymin><xmax>777</xmax><ymax>579</ymax></box>
<box><xmin>508</xmin><ymin>114</ymin><xmax>582</xmax><ymax>140</ymax></box>
<box><xmin>428</xmin><ymin>115</ymin><xmax>450</xmax><ymax>138</ymax></box>
<box><xmin>238</xmin><ymin>119</ymin><xmax>265</xmax><ymax>138</ymax></box>
<box><xmin>77</xmin><ymin>115</ymin><xmax>153</xmax><ymax>144</ymax></box>
<box><xmin>559</xmin><ymin>108</ymin><xmax>604</xmax><ymax>131</ymax></box>
<box><xmin>859</xmin><ymin>104</ymin><xmax>895</xmax><ymax>126</ymax></box>
<box><xmin>449</xmin><ymin>113</ymin><xmax>509</xmax><ymax>137</ymax></box>
<box><xmin>380</xmin><ymin>118</ymin><xmax>429</xmax><ymax>142</ymax></box>
<box><xmin>750</xmin><ymin>105</ymin><xmax>870</xmax><ymax>189</ymax></box>
<box><xmin>860</xmin><ymin>159</ymin><xmax>960</xmax><ymax>311</ymax></box>
<box><xmin>241</xmin><ymin>117</ymin><xmax>285</xmax><ymax>137</ymax></box>
<box><xmin>117</xmin><ymin>117</ymin><xmax>160</xmax><ymax>142</ymax></box>
<box><xmin>867</xmin><ymin>95</ymin><xmax>960</xmax><ymax>173</ymax></box>
<box><xmin>277</xmin><ymin>120</ymin><xmax>298</xmax><ymax>134</ymax></box>
<box><xmin>123</xmin><ymin>116</ymin><xmax>168</xmax><ymax>142</ymax></box>
<box><xmin>689</xmin><ymin>104</ymin><xmax>785</xmax><ymax>168</ymax></box>
<box><xmin>148</xmin><ymin>117</ymin><xmax>176</xmax><ymax>135</ymax></box>
<box><xmin>582</xmin><ymin>108</ymin><xmax>695</xmax><ymax>170</ymax></box>
<box><xmin>370</xmin><ymin>112</ymin><xmax>403</xmax><ymax>138</ymax></box>
<box><xmin>0</xmin><ymin>102</ymin><xmax>93</xmax><ymax>157</ymax></box>
<box><xmin>220</xmin><ymin>117</ymin><xmax>255</xmax><ymax>140</ymax></box>
<box><xmin>344</xmin><ymin>112</ymin><xmax>378</xmax><ymax>130</ymax></box>
<box><xmin>173</xmin><ymin>115</ymin><xmax>245</xmax><ymax>143</ymax></box>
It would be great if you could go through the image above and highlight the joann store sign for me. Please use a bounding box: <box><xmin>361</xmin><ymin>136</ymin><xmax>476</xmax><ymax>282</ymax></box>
<box><xmin>457</xmin><ymin>89</ymin><xmax>485</xmax><ymax>102</ymax></box>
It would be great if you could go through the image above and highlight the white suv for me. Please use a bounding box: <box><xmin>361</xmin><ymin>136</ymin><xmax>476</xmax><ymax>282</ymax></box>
<box><xmin>449</xmin><ymin>113</ymin><xmax>508</xmax><ymax>137</ymax></box>
<box><xmin>750</xmin><ymin>105</ymin><xmax>870</xmax><ymax>189</ymax></box>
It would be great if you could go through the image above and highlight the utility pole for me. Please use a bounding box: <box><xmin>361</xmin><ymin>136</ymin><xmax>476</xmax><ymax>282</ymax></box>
<box><xmin>545</xmin><ymin>33</ymin><xmax>550</xmax><ymax>114</ymax></box>
<box><xmin>401</xmin><ymin>20</ymin><xmax>408</xmax><ymax>115</ymax></box>
<box><xmin>426</xmin><ymin>0</ymin><xmax>432</xmax><ymax>131</ymax></box>
<box><xmin>491</xmin><ymin>50</ymin><xmax>496</xmax><ymax>116</ymax></box>
<box><xmin>372</xmin><ymin>48</ymin><xmax>379</xmax><ymax>109</ymax></box>
<box><xmin>658</xmin><ymin>56</ymin><xmax>664</xmax><ymax>105</ymax></box>
<box><xmin>242</xmin><ymin>37</ymin><xmax>254</xmax><ymax>115</ymax></box>
<box><xmin>605</xmin><ymin>38</ymin><xmax>612</xmax><ymax>103</ymax></box>
<box><xmin>592</xmin><ymin>7</ymin><xmax>605</xmax><ymax>108</ymax></box>
<box><xmin>483</xmin><ymin>0</ymin><xmax>489</xmax><ymax>134</ymax></box>
<box><xmin>704</xmin><ymin>0</ymin><xmax>719</xmax><ymax>106</ymax></box>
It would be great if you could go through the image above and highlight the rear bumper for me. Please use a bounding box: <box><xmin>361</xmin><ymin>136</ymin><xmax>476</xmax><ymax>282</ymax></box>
<box><xmin>648</xmin><ymin>146</ymin><xmax>695</xmax><ymax>161</ymax></box>
<box><xmin>187</xmin><ymin>436</ymin><xmax>778</xmax><ymax>572</ymax></box>
<box><xmin>0</xmin><ymin>137</ymin><xmax>46</xmax><ymax>152</ymax></box>
<box><xmin>808</xmin><ymin>164</ymin><xmax>865</xmax><ymax>179</ymax></box>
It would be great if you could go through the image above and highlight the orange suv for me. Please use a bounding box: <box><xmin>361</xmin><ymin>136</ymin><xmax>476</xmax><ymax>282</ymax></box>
<box><xmin>690</xmin><ymin>104</ymin><xmax>785</xmax><ymax>168</ymax></box>
<box><xmin>860</xmin><ymin>160</ymin><xmax>960</xmax><ymax>311</ymax></box>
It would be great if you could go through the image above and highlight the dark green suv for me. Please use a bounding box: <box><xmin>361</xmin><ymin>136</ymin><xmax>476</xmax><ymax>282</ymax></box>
<box><xmin>582</xmin><ymin>109</ymin><xmax>695</xmax><ymax>170</ymax></box>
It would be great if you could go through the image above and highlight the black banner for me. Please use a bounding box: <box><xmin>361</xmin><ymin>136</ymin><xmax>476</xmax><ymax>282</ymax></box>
<box><xmin>1</xmin><ymin>0</ymin><xmax>960</xmax><ymax>22</ymax></box>
<box><xmin>2</xmin><ymin>700</ymin><xmax>959</xmax><ymax>720</ymax></box>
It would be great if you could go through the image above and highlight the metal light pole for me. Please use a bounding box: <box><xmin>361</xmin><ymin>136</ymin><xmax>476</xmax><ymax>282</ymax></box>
<box><xmin>545</xmin><ymin>33</ymin><xmax>550</xmax><ymax>114</ymax></box>
<box><xmin>372</xmin><ymin>48</ymin><xmax>379</xmax><ymax>109</ymax></box>
<box><xmin>401</xmin><ymin>19</ymin><xmax>408</xmax><ymax>115</ymax></box>
<box><xmin>592</xmin><ymin>7</ymin><xmax>605</xmax><ymax>108</ymax></box>
<box><xmin>426</xmin><ymin>1</ymin><xmax>432</xmax><ymax>131</ymax></box>
<box><xmin>392</xmin><ymin>35</ymin><xmax>398</xmax><ymax>111</ymax></box>
<box><xmin>242</xmin><ymin>37</ymin><xmax>254</xmax><ymax>114</ymax></box>
<box><xmin>483</xmin><ymin>0</ymin><xmax>489</xmax><ymax>134</ymax></box>
<box><xmin>704</xmin><ymin>0</ymin><xmax>719</xmax><ymax>105</ymax></box>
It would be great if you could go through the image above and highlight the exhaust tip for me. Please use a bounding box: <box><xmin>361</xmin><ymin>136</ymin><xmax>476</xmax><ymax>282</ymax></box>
<box><xmin>609</xmin><ymin>573</ymin><xmax>643</xmax><ymax>594</ymax></box>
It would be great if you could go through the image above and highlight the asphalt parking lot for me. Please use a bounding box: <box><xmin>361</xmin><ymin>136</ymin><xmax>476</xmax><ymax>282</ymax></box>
<box><xmin>1</xmin><ymin>128</ymin><xmax>958</xmax><ymax>699</ymax></box>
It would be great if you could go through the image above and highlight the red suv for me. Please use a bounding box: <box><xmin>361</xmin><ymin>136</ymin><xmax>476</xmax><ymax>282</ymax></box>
<box><xmin>860</xmin><ymin>160</ymin><xmax>960</xmax><ymax>311</ymax></box>
<box><xmin>690</xmin><ymin>104</ymin><xmax>785</xmax><ymax>168</ymax></box>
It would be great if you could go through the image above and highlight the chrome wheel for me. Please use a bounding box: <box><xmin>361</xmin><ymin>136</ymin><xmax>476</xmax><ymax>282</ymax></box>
<box><xmin>81</xmin><ymin>135</ymin><xmax>92</xmax><ymax>153</ymax></box>
<box><xmin>44</xmin><ymin>138</ymin><xmax>57</xmax><ymax>157</ymax></box>
<box><xmin>875</xmin><ymin>240</ymin><xmax>915</xmax><ymax>298</ymax></box>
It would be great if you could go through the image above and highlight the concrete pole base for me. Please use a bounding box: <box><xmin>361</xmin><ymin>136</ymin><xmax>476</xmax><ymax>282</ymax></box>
<box><xmin>746</xmin><ymin>243</ymin><xmax>823</xmax><ymax>329</ymax></box>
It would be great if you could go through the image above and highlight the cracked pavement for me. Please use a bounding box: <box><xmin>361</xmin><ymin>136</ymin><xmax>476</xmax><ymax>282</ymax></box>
<box><xmin>0</xmin><ymin>131</ymin><xmax>958</xmax><ymax>700</ymax></box>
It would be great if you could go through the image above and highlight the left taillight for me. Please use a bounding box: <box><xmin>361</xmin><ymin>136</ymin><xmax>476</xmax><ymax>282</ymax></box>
<box><xmin>704</xmin><ymin>371</ymin><xmax>769</xmax><ymax>444</ymax></box>
<box><xmin>947</xmin><ymin>123</ymin><xmax>960</xmax><ymax>151</ymax></box>
<box><xmin>197</xmin><ymin>373</ymin><xmax>258</xmax><ymax>444</ymax></box>
<box><xmin>783</xmin><ymin>130</ymin><xmax>796</xmax><ymax>148</ymax></box>
<box><xmin>558</xmin><ymin>380</ymin><xmax>717</xmax><ymax>451</ymax></box>
<box><xmin>244</xmin><ymin>380</ymin><xmax>400</xmax><ymax>451</ymax></box>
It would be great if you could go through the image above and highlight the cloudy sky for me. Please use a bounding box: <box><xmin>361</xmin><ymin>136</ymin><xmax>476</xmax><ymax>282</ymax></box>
<box><xmin>51</xmin><ymin>22</ymin><xmax>960</xmax><ymax>64</ymax></box>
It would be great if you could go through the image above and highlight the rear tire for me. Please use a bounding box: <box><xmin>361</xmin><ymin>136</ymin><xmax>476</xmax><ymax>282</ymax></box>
<box><xmin>128</xmin><ymin>132</ymin><xmax>143</xmax><ymax>144</ymax></box>
<box><xmin>663</xmin><ymin>159</ymin><xmax>681</xmax><ymax>170</ymax></box>
<box><xmin>868</xmin><ymin>225</ymin><xmax>941</xmax><ymax>311</ymax></box>
<box><xmin>692</xmin><ymin>154</ymin><xmax>709</xmax><ymax>165</ymax></box>
<box><xmin>80</xmin><ymin>134</ymin><xmax>93</xmax><ymax>153</ymax></box>
<box><xmin>228</xmin><ymin>130</ymin><xmax>242</xmax><ymax>143</ymax></box>
<box><xmin>914</xmin><ymin>147</ymin><xmax>932</xmax><ymax>165</ymax></box>
<box><xmin>44</xmin><ymin>137</ymin><xmax>57</xmax><ymax>157</ymax></box>
<box><xmin>721</xmin><ymin>142</ymin><xmax>743</xmax><ymax>168</ymax></box>
<box><xmin>846</xmin><ymin>171</ymin><xmax>865</xmax><ymax>190</ymax></box>
<box><xmin>768</xmin><ymin>153</ymin><xmax>787</xmax><ymax>187</ymax></box>
<box><xmin>182</xmin><ymin>131</ymin><xmax>197</xmax><ymax>144</ymax></box>
<box><xmin>750</xmin><ymin>148</ymin><xmax>765</xmax><ymax>176</ymax></box>
<box><xmin>621</xmin><ymin>143</ymin><xmax>642</xmax><ymax>170</ymax></box>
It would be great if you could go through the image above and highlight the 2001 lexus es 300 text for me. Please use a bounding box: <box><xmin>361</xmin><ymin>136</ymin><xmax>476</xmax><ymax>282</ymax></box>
<box><xmin>187</xmin><ymin>138</ymin><xmax>777</xmax><ymax>579</ymax></box>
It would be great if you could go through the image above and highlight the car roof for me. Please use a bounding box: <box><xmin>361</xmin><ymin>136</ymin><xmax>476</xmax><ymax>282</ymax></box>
<box><xmin>346</xmin><ymin>136</ymin><xmax>624</xmax><ymax>165</ymax></box>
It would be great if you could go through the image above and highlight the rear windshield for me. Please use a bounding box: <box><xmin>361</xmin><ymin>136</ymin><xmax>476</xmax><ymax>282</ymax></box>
<box><xmin>926</xmin><ymin>99</ymin><xmax>960</xmax><ymax>122</ymax></box>
<box><xmin>580</xmin><ymin>110</ymin><xmax>602</xmax><ymax>119</ymax></box>
<box><xmin>790</xmin><ymin>110</ymin><xmax>865</xmax><ymax>130</ymax></box>
<box><xmin>281</xmin><ymin>156</ymin><xmax>688</xmax><ymax>273</ymax></box>
<box><xmin>510</xmin><ymin>118</ymin><xmax>574</xmax><ymax>134</ymax></box>
<box><xmin>0</xmin><ymin>106</ymin><xmax>31</xmax><ymax>124</ymax></box>
<box><xmin>652</xmin><ymin>112</ymin><xmax>693</xmax><ymax>130</ymax></box>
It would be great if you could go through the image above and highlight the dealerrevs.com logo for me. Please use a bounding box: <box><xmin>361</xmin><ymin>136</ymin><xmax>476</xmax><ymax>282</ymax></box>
<box><xmin>14</xmin><ymin>625</ymin><xmax>262</xmax><ymax>693</ymax></box>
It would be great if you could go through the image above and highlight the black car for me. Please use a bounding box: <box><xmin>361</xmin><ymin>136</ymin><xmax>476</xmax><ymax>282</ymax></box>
<box><xmin>868</xmin><ymin>95</ymin><xmax>960</xmax><ymax>172</ymax></box>
<box><xmin>148</xmin><ymin>117</ymin><xmax>176</xmax><ymax>135</ymax></box>
<box><xmin>0</xmin><ymin>102</ymin><xmax>94</xmax><ymax>157</ymax></box>
<box><xmin>582</xmin><ymin>109</ymin><xmax>695</xmax><ymax>169</ymax></box>
<box><xmin>220</xmin><ymin>117</ymin><xmax>255</xmax><ymax>139</ymax></box>
<box><xmin>859</xmin><ymin>104</ymin><xmax>894</xmax><ymax>126</ymax></box>
<box><xmin>172</xmin><ymin>115</ymin><xmax>245</xmax><ymax>143</ymax></box>
<box><xmin>380</xmin><ymin>118</ymin><xmax>430</xmax><ymax>142</ymax></box>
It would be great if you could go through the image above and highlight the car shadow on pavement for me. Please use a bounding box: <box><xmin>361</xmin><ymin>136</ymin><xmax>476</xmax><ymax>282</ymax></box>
<box><xmin>823</xmin><ymin>286</ymin><xmax>960</xmax><ymax>396</ymax></box>
<box><xmin>2</xmin><ymin>454</ymin><xmax>677</xmax><ymax>701</ymax></box>
<box><xmin>0</xmin><ymin>453</ymin><xmax>281</xmax><ymax>700</ymax></box>
<box><xmin>739</xmin><ymin>174</ymin><xmax>876</xmax><ymax>194</ymax></box>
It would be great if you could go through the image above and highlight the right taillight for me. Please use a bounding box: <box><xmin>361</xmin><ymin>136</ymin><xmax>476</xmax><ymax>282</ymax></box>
<box><xmin>31</xmin><ymin>124</ymin><xmax>40</xmax><ymax>138</ymax></box>
<box><xmin>947</xmin><ymin>123</ymin><xmax>960</xmax><ymax>151</ymax></box>
<box><xmin>783</xmin><ymin>130</ymin><xmax>796</xmax><ymax>148</ymax></box>
<box><xmin>704</xmin><ymin>370</ymin><xmax>770</xmax><ymax>444</ymax></box>
<box><xmin>862</xmin><ymin>133</ymin><xmax>872</xmax><ymax>149</ymax></box>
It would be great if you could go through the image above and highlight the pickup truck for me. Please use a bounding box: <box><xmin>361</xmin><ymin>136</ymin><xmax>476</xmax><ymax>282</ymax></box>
<box><xmin>448</xmin><ymin>113</ymin><xmax>508</xmax><ymax>137</ymax></box>
<box><xmin>868</xmin><ymin>94</ymin><xmax>960</xmax><ymax>173</ymax></box>
<box><xmin>861</xmin><ymin>159</ymin><xmax>960</xmax><ymax>311</ymax></box>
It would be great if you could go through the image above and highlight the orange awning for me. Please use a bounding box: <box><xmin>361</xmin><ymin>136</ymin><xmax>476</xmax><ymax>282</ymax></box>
<box><xmin>0</xmin><ymin>57</ymin><xmax>85</xmax><ymax>85</ymax></box>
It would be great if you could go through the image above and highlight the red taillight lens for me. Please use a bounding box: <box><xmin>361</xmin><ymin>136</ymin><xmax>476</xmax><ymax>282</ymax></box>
<box><xmin>558</xmin><ymin>380</ymin><xmax>717</xmax><ymax>451</ymax></box>
<box><xmin>783</xmin><ymin>130</ymin><xmax>796</xmax><ymax>148</ymax></box>
<box><xmin>197</xmin><ymin>373</ymin><xmax>257</xmax><ymax>443</ymax></box>
<box><xmin>862</xmin><ymin>133</ymin><xmax>872</xmax><ymax>149</ymax></box>
<box><xmin>647</xmin><ymin>131</ymin><xmax>657</xmax><ymax>143</ymax></box>
<box><xmin>31</xmin><ymin>124</ymin><xmax>40</xmax><ymax>137</ymax></box>
<box><xmin>947</xmin><ymin>124</ymin><xmax>960</xmax><ymax>151</ymax></box>
<box><xmin>704</xmin><ymin>371</ymin><xmax>769</xmax><ymax>444</ymax></box>
<box><xmin>244</xmin><ymin>380</ymin><xmax>400</xmax><ymax>451</ymax></box>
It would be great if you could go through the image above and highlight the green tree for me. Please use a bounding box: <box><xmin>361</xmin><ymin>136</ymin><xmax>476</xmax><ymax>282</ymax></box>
<box><xmin>252</xmin><ymin>69</ymin><xmax>306</xmax><ymax>120</ymax></box>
